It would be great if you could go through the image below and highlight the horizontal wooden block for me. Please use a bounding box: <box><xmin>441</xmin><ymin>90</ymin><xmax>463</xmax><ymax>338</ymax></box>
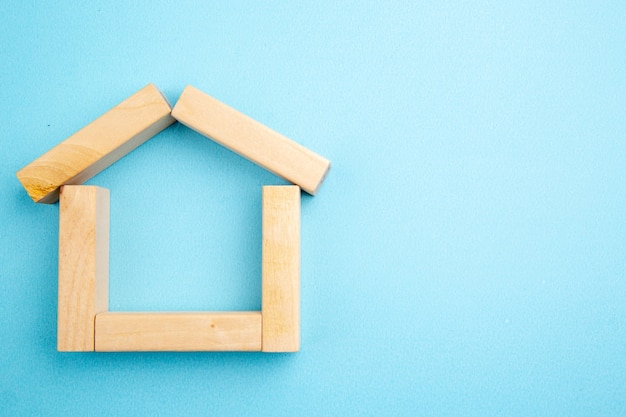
<box><xmin>262</xmin><ymin>186</ymin><xmax>300</xmax><ymax>352</ymax></box>
<box><xmin>17</xmin><ymin>84</ymin><xmax>175</xmax><ymax>204</ymax></box>
<box><xmin>58</xmin><ymin>185</ymin><xmax>110</xmax><ymax>352</ymax></box>
<box><xmin>171</xmin><ymin>85</ymin><xmax>330</xmax><ymax>195</ymax></box>
<box><xmin>95</xmin><ymin>312</ymin><xmax>262</xmax><ymax>352</ymax></box>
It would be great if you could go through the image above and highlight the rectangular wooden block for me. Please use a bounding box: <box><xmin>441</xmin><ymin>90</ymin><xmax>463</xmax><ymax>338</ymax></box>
<box><xmin>17</xmin><ymin>83</ymin><xmax>175</xmax><ymax>204</ymax></box>
<box><xmin>95</xmin><ymin>312</ymin><xmax>262</xmax><ymax>352</ymax></box>
<box><xmin>171</xmin><ymin>85</ymin><xmax>330</xmax><ymax>195</ymax></box>
<box><xmin>58</xmin><ymin>185</ymin><xmax>109</xmax><ymax>351</ymax></box>
<box><xmin>262</xmin><ymin>186</ymin><xmax>301</xmax><ymax>352</ymax></box>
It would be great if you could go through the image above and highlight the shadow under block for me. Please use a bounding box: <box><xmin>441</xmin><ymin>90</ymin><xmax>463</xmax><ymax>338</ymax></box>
<box><xmin>262</xmin><ymin>186</ymin><xmax>301</xmax><ymax>352</ymax></box>
<box><xmin>95</xmin><ymin>312</ymin><xmax>262</xmax><ymax>352</ymax></box>
<box><xmin>58</xmin><ymin>185</ymin><xmax>110</xmax><ymax>352</ymax></box>
<box><xmin>171</xmin><ymin>85</ymin><xmax>331</xmax><ymax>195</ymax></box>
<box><xmin>17</xmin><ymin>83</ymin><xmax>175</xmax><ymax>204</ymax></box>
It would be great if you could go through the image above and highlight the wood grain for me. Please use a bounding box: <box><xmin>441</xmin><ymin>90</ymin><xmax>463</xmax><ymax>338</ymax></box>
<box><xmin>95</xmin><ymin>312</ymin><xmax>262</xmax><ymax>352</ymax></box>
<box><xmin>171</xmin><ymin>85</ymin><xmax>330</xmax><ymax>195</ymax></box>
<box><xmin>262</xmin><ymin>186</ymin><xmax>300</xmax><ymax>352</ymax></box>
<box><xmin>17</xmin><ymin>83</ymin><xmax>175</xmax><ymax>203</ymax></box>
<box><xmin>58</xmin><ymin>185</ymin><xmax>109</xmax><ymax>351</ymax></box>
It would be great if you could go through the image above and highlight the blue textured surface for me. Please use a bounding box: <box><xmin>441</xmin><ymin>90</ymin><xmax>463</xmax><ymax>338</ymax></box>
<box><xmin>1</xmin><ymin>1</ymin><xmax>625</xmax><ymax>415</ymax></box>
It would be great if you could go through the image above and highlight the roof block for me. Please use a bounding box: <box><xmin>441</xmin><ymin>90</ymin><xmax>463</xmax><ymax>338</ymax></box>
<box><xmin>17</xmin><ymin>83</ymin><xmax>175</xmax><ymax>204</ymax></box>
<box><xmin>172</xmin><ymin>85</ymin><xmax>331</xmax><ymax>195</ymax></box>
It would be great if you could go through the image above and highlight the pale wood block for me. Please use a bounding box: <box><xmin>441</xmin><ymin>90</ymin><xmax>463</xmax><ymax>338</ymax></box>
<box><xmin>58</xmin><ymin>185</ymin><xmax>110</xmax><ymax>351</ymax></box>
<box><xmin>262</xmin><ymin>186</ymin><xmax>300</xmax><ymax>352</ymax></box>
<box><xmin>17</xmin><ymin>84</ymin><xmax>175</xmax><ymax>204</ymax></box>
<box><xmin>94</xmin><ymin>312</ymin><xmax>262</xmax><ymax>352</ymax></box>
<box><xmin>171</xmin><ymin>85</ymin><xmax>330</xmax><ymax>195</ymax></box>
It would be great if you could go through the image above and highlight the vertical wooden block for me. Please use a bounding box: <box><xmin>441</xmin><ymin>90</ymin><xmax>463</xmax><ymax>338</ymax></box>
<box><xmin>171</xmin><ymin>85</ymin><xmax>331</xmax><ymax>195</ymax></box>
<box><xmin>95</xmin><ymin>312</ymin><xmax>262</xmax><ymax>352</ymax></box>
<box><xmin>262</xmin><ymin>186</ymin><xmax>301</xmax><ymax>352</ymax></box>
<box><xmin>17</xmin><ymin>83</ymin><xmax>175</xmax><ymax>204</ymax></box>
<box><xmin>58</xmin><ymin>185</ymin><xmax>109</xmax><ymax>351</ymax></box>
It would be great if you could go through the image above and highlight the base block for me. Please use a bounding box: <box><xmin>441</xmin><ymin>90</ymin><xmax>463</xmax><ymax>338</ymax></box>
<box><xmin>95</xmin><ymin>312</ymin><xmax>262</xmax><ymax>352</ymax></box>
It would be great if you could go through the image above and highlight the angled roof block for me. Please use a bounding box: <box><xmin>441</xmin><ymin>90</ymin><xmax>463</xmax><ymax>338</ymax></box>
<box><xmin>17</xmin><ymin>84</ymin><xmax>175</xmax><ymax>203</ymax></box>
<box><xmin>172</xmin><ymin>85</ymin><xmax>331</xmax><ymax>195</ymax></box>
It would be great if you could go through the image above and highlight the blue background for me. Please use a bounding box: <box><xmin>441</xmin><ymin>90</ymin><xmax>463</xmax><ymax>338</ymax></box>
<box><xmin>1</xmin><ymin>1</ymin><xmax>624</xmax><ymax>415</ymax></box>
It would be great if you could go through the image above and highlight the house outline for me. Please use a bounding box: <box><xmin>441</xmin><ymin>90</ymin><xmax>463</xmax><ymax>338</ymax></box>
<box><xmin>16</xmin><ymin>84</ymin><xmax>330</xmax><ymax>353</ymax></box>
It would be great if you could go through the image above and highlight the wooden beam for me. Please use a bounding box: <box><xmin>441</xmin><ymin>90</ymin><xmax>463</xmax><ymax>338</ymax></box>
<box><xmin>17</xmin><ymin>84</ymin><xmax>175</xmax><ymax>204</ymax></box>
<box><xmin>262</xmin><ymin>186</ymin><xmax>300</xmax><ymax>352</ymax></box>
<box><xmin>58</xmin><ymin>185</ymin><xmax>109</xmax><ymax>351</ymax></box>
<box><xmin>94</xmin><ymin>312</ymin><xmax>262</xmax><ymax>352</ymax></box>
<box><xmin>171</xmin><ymin>85</ymin><xmax>330</xmax><ymax>195</ymax></box>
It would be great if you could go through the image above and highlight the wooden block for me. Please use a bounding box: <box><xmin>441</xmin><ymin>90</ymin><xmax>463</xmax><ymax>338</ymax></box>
<box><xmin>58</xmin><ymin>185</ymin><xmax>109</xmax><ymax>351</ymax></box>
<box><xmin>17</xmin><ymin>84</ymin><xmax>175</xmax><ymax>204</ymax></box>
<box><xmin>171</xmin><ymin>85</ymin><xmax>330</xmax><ymax>195</ymax></box>
<box><xmin>94</xmin><ymin>312</ymin><xmax>262</xmax><ymax>352</ymax></box>
<box><xmin>262</xmin><ymin>186</ymin><xmax>300</xmax><ymax>352</ymax></box>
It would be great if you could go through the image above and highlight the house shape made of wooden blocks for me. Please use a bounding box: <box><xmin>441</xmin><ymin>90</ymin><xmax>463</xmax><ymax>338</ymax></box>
<box><xmin>17</xmin><ymin>84</ymin><xmax>331</xmax><ymax>353</ymax></box>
